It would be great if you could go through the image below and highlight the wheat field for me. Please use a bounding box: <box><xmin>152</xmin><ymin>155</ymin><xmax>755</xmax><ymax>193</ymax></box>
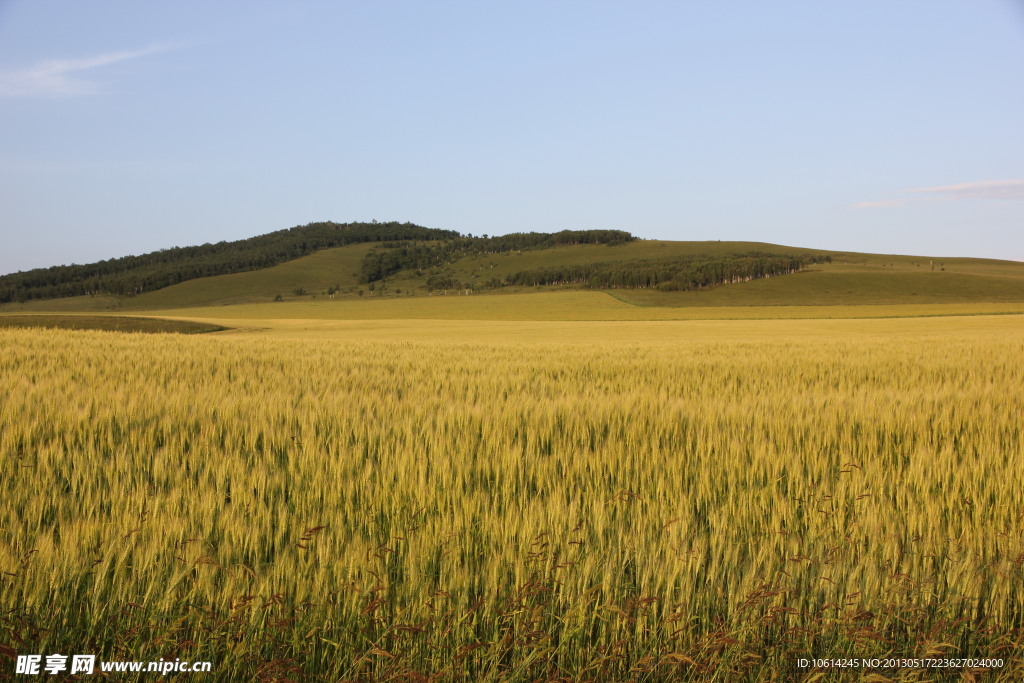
<box><xmin>1</xmin><ymin>317</ymin><xmax>1023</xmax><ymax>680</ymax></box>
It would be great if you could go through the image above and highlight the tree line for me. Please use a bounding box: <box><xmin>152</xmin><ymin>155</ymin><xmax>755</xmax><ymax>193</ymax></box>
<box><xmin>358</xmin><ymin>230</ymin><xmax>635</xmax><ymax>284</ymax></box>
<box><xmin>424</xmin><ymin>253</ymin><xmax>831</xmax><ymax>293</ymax></box>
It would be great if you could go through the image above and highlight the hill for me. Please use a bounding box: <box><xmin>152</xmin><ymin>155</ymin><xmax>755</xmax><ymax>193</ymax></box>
<box><xmin>0</xmin><ymin>220</ymin><xmax>459</xmax><ymax>303</ymax></box>
<box><xmin>2</xmin><ymin>221</ymin><xmax>1024</xmax><ymax>312</ymax></box>
<box><xmin>0</xmin><ymin>222</ymin><xmax>636</xmax><ymax>305</ymax></box>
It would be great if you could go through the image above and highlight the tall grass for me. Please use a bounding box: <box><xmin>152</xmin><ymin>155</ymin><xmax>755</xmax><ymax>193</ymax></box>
<box><xmin>1</xmin><ymin>326</ymin><xmax>1022</xmax><ymax>680</ymax></box>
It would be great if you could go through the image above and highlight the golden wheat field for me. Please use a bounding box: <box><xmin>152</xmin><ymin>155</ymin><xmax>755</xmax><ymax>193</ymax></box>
<box><xmin>2</xmin><ymin>315</ymin><xmax>1023</xmax><ymax>681</ymax></box>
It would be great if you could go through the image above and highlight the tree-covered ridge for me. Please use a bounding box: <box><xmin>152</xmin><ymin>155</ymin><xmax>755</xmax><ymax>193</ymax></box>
<box><xmin>0</xmin><ymin>222</ymin><xmax>826</xmax><ymax>303</ymax></box>
<box><xmin>359</xmin><ymin>229</ymin><xmax>635</xmax><ymax>283</ymax></box>
<box><xmin>422</xmin><ymin>253</ymin><xmax>831</xmax><ymax>292</ymax></box>
<box><xmin>0</xmin><ymin>221</ymin><xmax>459</xmax><ymax>303</ymax></box>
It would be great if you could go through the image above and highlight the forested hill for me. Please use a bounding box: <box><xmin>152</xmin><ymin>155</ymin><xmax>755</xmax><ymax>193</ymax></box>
<box><xmin>0</xmin><ymin>222</ymin><xmax>635</xmax><ymax>303</ymax></box>
<box><xmin>0</xmin><ymin>221</ymin><xmax>442</xmax><ymax>302</ymax></box>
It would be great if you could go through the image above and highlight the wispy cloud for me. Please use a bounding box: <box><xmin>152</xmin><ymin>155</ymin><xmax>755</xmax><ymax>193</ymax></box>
<box><xmin>854</xmin><ymin>179</ymin><xmax>1024</xmax><ymax>208</ymax></box>
<box><xmin>0</xmin><ymin>44</ymin><xmax>170</xmax><ymax>98</ymax></box>
<box><xmin>905</xmin><ymin>180</ymin><xmax>1024</xmax><ymax>200</ymax></box>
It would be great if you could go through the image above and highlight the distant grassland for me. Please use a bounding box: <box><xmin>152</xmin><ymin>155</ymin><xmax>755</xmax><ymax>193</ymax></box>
<box><xmin>144</xmin><ymin>291</ymin><xmax>1024</xmax><ymax>325</ymax></box>
<box><xmin>2</xmin><ymin>318</ymin><xmax>1023</xmax><ymax>680</ymax></box>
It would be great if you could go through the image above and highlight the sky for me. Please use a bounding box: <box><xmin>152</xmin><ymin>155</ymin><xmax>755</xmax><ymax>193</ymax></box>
<box><xmin>1</xmin><ymin>0</ymin><xmax>1023</xmax><ymax>275</ymax></box>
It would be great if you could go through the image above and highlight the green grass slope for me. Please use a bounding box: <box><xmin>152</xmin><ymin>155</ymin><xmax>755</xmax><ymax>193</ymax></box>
<box><xmin>125</xmin><ymin>242</ymin><xmax>375</xmax><ymax>308</ymax></box>
<box><xmin>380</xmin><ymin>240</ymin><xmax>1024</xmax><ymax>306</ymax></box>
<box><xmin>614</xmin><ymin>255</ymin><xmax>1024</xmax><ymax>307</ymax></box>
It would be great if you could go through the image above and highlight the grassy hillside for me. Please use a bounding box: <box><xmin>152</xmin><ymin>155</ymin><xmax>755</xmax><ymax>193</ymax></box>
<box><xmin>119</xmin><ymin>242</ymin><xmax>375</xmax><ymax>308</ymax></box>
<box><xmin>614</xmin><ymin>260</ymin><xmax>1024</xmax><ymax>307</ymax></box>
<box><xmin>3</xmin><ymin>239</ymin><xmax>1023</xmax><ymax>313</ymax></box>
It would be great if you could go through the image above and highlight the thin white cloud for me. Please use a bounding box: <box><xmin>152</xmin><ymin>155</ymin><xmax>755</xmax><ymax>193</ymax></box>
<box><xmin>855</xmin><ymin>179</ymin><xmax>1024</xmax><ymax>209</ymax></box>
<box><xmin>0</xmin><ymin>44</ymin><xmax>170</xmax><ymax>98</ymax></box>
<box><xmin>905</xmin><ymin>179</ymin><xmax>1024</xmax><ymax>200</ymax></box>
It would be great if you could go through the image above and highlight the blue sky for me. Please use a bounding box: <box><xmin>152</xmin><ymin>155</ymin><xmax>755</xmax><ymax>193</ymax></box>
<box><xmin>1</xmin><ymin>1</ymin><xmax>1022</xmax><ymax>275</ymax></box>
